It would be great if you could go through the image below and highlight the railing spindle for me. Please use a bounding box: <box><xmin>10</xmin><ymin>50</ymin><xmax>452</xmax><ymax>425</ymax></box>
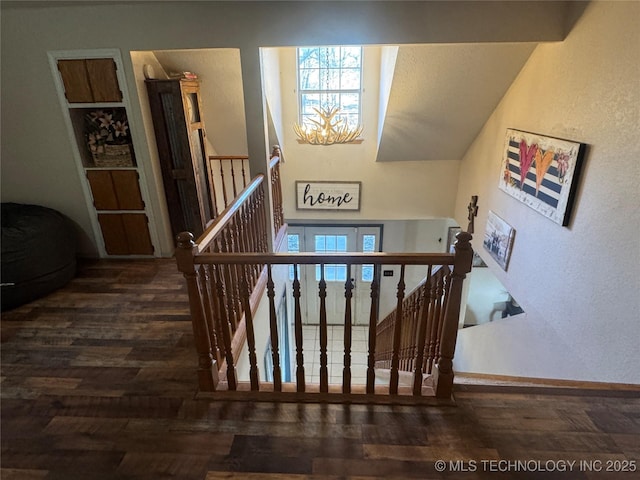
<box><xmin>413</xmin><ymin>266</ymin><xmax>432</xmax><ymax>395</ymax></box>
<box><xmin>343</xmin><ymin>267</ymin><xmax>354</xmax><ymax>394</ymax></box>
<box><xmin>389</xmin><ymin>265</ymin><xmax>406</xmax><ymax>394</ymax></box>
<box><xmin>230</xmin><ymin>159</ymin><xmax>238</xmax><ymax>199</ymax></box>
<box><xmin>366</xmin><ymin>266</ymin><xmax>380</xmax><ymax>394</ymax></box>
<box><xmin>293</xmin><ymin>263</ymin><xmax>305</xmax><ymax>392</ymax></box>
<box><xmin>213</xmin><ymin>263</ymin><xmax>236</xmax><ymax>390</ymax></box>
<box><xmin>266</xmin><ymin>265</ymin><xmax>281</xmax><ymax>391</ymax></box>
<box><xmin>240</xmin><ymin>272</ymin><xmax>259</xmax><ymax>390</ymax></box>
<box><xmin>318</xmin><ymin>264</ymin><xmax>329</xmax><ymax>393</ymax></box>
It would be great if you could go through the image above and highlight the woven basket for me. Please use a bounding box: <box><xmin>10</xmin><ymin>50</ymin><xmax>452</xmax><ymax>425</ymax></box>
<box><xmin>92</xmin><ymin>144</ymin><xmax>133</xmax><ymax>167</ymax></box>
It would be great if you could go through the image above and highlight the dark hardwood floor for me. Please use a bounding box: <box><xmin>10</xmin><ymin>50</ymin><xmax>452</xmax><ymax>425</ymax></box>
<box><xmin>2</xmin><ymin>259</ymin><xmax>639</xmax><ymax>479</ymax></box>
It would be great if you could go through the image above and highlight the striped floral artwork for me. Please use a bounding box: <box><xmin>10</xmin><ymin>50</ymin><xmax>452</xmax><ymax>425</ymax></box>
<box><xmin>498</xmin><ymin>129</ymin><xmax>586</xmax><ymax>226</ymax></box>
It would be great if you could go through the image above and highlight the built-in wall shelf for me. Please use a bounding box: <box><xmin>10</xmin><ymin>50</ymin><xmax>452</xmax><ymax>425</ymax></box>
<box><xmin>49</xmin><ymin>49</ymin><xmax>157</xmax><ymax>257</ymax></box>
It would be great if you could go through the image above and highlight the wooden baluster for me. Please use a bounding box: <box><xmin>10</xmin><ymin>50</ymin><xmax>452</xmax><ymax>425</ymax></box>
<box><xmin>389</xmin><ymin>265</ymin><xmax>406</xmax><ymax>394</ymax></box>
<box><xmin>427</xmin><ymin>272</ymin><xmax>443</xmax><ymax>373</ymax></box>
<box><xmin>434</xmin><ymin>232</ymin><xmax>473</xmax><ymax>398</ymax></box>
<box><xmin>293</xmin><ymin>262</ymin><xmax>305</xmax><ymax>392</ymax></box>
<box><xmin>413</xmin><ymin>266</ymin><xmax>433</xmax><ymax>395</ymax></box>
<box><xmin>219</xmin><ymin>158</ymin><xmax>228</xmax><ymax>207</ymax></box>
<box><xmin>266</xmin><ymin>265</ymin><xmax>282</xmax><ymax>391</ymax></box>
<box><xmin>257</xmin><ymin>184</ymin><xmax>269</xmax><ymax>253</ymax></box>
<box><xmin>200</xmin><ymin>264</ymin><xmax>221</xmax><ymax>367</ymax></box>
<box><xmin>343</xmin><ymin>267</ymin><xmax>354</xmax><ymax>394</ymax></box>
<box><xmin>318</xmin><ymin>264</ymin><xmax>329</xmax><ymax>393</ymax></box>
<box><xmin>366</xmin><ymin>266</ymin><xmax>380</xmax><ymax>394</ymax></box>
<box><xmin>434</xmin><ymin>273</ymin><xmax>451</xmax><ymax>372</ymax></box>
<box><xmin>213</xmin><ymin>262</ymin><xmax>236</xmax><ymax>390</ymax></box>
<box><xmin>409</xmin><ymin>293</ymin><xmax>420</xmax><ymax>372</ymax></box>
<box><xmin>240</xmin><ymin>271</ymin><xmax>259</xmax><ymax>390</ymax></box>
<box><xmin>207</xmin><ymin>157</ymin><xmax>219</xmax><ymax>217</ymax></box>
<box><xmin>229</xmin><ymin>221</ymin><xmax>243</xmax><ymax>327</ymax></box>
<box><xmin>241</xmin><ymin>158</ymin><xmax>248</xmax><ymax>188</ymax></box>
<box><xmin>230</xmin><ymin>159</ymin><xmax>238</xmax><ymax>199</ymax></box>
<box><xmin>175</xmin><ymin>232</ymin><xmax>218</xmax><ymax>392</ymax></box>
<box><xmin>219</xmin><ymin>229</ymin><xmax>237</xmax><ymax>332</ymax></box>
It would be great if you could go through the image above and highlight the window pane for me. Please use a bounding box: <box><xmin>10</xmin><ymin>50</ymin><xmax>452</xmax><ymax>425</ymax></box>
<box><xmin>341</xmin><ymin>47</ymin><xmax>362</xmax><ymax>68</ymax></box>
<box><xmin>320</xmin><ymin>93</ymin><xmax>339</xmax><ymax>111</ymax></box>
<box><xmin>299</xmin><ymin>68</ymin><xmax>319</xmax><ymax>90</ymax></box>
<box><xmin>340</xmin><ymin>93</ymin><xmax>359</xmax><ymax>114</ymax></box>
<box><xmin>320</xmin><ymin>47</ymin><xmax>341</xmax><ymax>68</ymax></box>
<box><xmin>341</xmin><ymin>69</ymin><xmax>361</xmax><ymax>89</ymax></box>
<box><xmin>315</xmin><ymin>235</ymin><xmax>326</xmax><ymax>251</ymax></box>
<box><xmin>299</xmin><ymin>48</ymin><xmax>319</xmax><ymax>68</ymax></box>
<box><xmin>362</xmin><ymin>265</ymin><xmax>374</xmax><ymax>282</ymax></box>
<box><xmin>336</xmin><ymin>265</ymin><xmax>347</xmax><ymax>282</ymax></box>
<box><xmin>288</xmin><ymin>234</ymin><xmax>300</xmax><ymax>252</ymax></box>
<box><xmin>301</xmin><ymin>94</ymin><xmax>320</xmax><ymax>115</ymax></box>
<box><xmin>336</xmin><ymin>235</ymin><xmax>347</xmax><ymax>252</ymax></box>
<box><xmin>325</xmin><ymin>265</ymin><xmax>336</xmax><ymax>281</ymax></box>
<box><xmin>362</xmin><ymin>235</ymin><xmax>375</xmax><ymax>252</ymax></box>
<box><xmin>325</xmin><ymin>235</ymin><xmax>336</xmax><ymax>251</ymax></box>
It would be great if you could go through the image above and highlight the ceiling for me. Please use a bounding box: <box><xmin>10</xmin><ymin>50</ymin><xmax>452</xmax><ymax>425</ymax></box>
<box><xmin>376</xmin><ymin>43</ymin><xmax>537</xmax><ymax>162</ymax></box>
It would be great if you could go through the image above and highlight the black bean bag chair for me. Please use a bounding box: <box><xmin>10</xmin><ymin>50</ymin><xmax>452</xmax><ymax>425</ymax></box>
<box><xmin>1</xmin><ymin>203</ymin><xmax>77</xmax><ymax>311</ymax></box>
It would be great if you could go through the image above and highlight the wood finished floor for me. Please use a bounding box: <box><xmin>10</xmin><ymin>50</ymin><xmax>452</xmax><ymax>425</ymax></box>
<box><xmin>2</xmin><ymin>259</ymin><xmax>639</xmax><ymax>479</ymax></box>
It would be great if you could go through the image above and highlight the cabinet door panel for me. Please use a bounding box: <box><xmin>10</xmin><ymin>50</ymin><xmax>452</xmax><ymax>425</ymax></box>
<box><xmin>86</xmin><ymin>59</ymin><xmax>122</xmax><ymax>102</ymax></box>
<box><xmin>87</xmin><ymin>171</ymin><xmax>119</xmax><ymax>210</ymax></box>
<box><xmin>97</xmin><ymin>213</ymin><xmax>153</xmax><ymax>255</ymax></box>
<box><xmin>57</xmin><ymin>59</ymin><xmax>93</xmax><ymax>103</ymax></box>
<box><xmin>97</xmin><ymin>214</ymin><xmax>129</xmax><ymax>255</ymax></box>
<box><xmin>122</xmin><ymin>214</ymin><xmax>154</xmax><ymax>255</ymax></box>
<box><xmin>111</xmin><ymin>171</ymin><xmax>144</xmax><ymax>210</ymax></box>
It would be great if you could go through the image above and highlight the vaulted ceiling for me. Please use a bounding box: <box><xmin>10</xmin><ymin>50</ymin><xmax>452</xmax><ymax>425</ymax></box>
<box><xmin>376</xmin><ymin>43</ymin><xmax>537</xmax><ymax>162</ymax></box>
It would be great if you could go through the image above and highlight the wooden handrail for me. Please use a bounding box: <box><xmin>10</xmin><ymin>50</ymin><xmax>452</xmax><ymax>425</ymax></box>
<box><xmin>195</xmin><ymin>175</ymin><xmax>265</xmax><ymax>255</ymax></box>
<box><xmin>192</xmin><ymin>252</ymin><xmax>455</xmax><ymax>265</ymax></box>
<box><xmin>178</xmin><ymin>231</ymin><xmax>471</xmax><ymax>399</ymax></box>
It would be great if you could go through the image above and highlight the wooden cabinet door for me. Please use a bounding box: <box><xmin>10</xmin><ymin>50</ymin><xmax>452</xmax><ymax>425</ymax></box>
<box><xmin>87</xmin><ymin>170</ymin><xmax>144</xmax><ymax>210</ymax></box>
<box><xmin>86</xmin><ymin>59</ymin><xmax>122</xmax><ymax>102</ymax></box>
<box><xmin>57</xmin><ymin>58</ymin><xmax>122</xmax><ymax>103</ymax></box>
<box><xmin>98</xmin><ymin>213</ymin><xmax>153</xmax><ymax>255</ymax></box>
<box><xmin>57</xmin><ymin>59</ymin><xmax>94</xmax><ymax>103</ymax></box>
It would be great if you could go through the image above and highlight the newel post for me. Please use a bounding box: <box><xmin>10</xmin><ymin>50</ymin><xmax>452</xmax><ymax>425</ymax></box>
<box><xmin>175</xmin><ymin>232</ymin><xmax>218</xmax><ymax>392</ymax></box>
<box><xmin>433</xmin><ymin>231</ymin><xmax>473</xmax><ymax>399</ymax></box>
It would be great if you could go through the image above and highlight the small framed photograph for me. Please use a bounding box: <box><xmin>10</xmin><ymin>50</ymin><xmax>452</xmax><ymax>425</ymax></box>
<box><xmin>483</xmin><ymin>211</ymin><xmax>515</xmax><ymax>271</ymax></box>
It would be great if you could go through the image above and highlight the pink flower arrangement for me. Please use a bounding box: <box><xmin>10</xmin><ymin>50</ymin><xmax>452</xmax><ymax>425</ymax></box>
<box><xmin>85</xmin><ymin>109</ymin><xmax>130</xmax><ymax>154</ymax></box>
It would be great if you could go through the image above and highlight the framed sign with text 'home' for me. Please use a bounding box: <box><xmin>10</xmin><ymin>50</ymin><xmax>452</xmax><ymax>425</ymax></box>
<box><xmin>295</xmin><ymin>181</ymin><xmax>361</xmax><ymax>211</ymax></box>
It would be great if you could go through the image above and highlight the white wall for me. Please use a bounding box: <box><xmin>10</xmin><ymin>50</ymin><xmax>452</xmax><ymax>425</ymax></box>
<box><xmin>273</xmin><ymin>47</ymin><xmax>461</xmax><ymax>222</ymax></box>
<box><xmin>453</xmin><ymin>1</ymin><xmax>640</xmax><ymax>383</ymax></box>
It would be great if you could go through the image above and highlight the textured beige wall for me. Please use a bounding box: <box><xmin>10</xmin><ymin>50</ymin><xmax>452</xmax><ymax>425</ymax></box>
<box><xmin>454</xmin><ymin>1</ymin><xmax>640</xmax><ymax>383</ymax></box>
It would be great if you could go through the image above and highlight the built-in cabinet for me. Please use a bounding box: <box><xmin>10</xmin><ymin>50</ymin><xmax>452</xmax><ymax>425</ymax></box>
<box><xmin>50</xmin><ymin>50</ymin><xmax>155</xmax><ymax>257</ymax></box>
<box><xmin>145</xmin><ymin>79</ymin><xmax>214</xmax><ymax>240</ymax></box>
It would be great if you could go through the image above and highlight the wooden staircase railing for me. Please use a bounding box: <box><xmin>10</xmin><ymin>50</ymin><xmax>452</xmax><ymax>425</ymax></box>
<box><xmin>177</xmin><ymin>231</ymin><xmax>473</xmax><ymax>400</ymax></box>
<box><xmin>374</xmin><ymin>265</ymin><xmax>451</xmax><ymax>384</ymax></box>
<box><xmin>176</xmin><ymin>175</ymin><xmax>269</xmax><ymax>391</ymax></box>
<box><xmin>208</xmin><ymin>155</ymin><xmax>250</xmax><ymax>214</ymax></box>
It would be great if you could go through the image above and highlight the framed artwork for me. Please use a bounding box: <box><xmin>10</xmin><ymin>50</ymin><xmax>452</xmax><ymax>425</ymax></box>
<box><xmin>483</xmin><ymin>210</ymin><xmax>515</xmax><ymax>271</ymax></box>
<box><xmin>446</xmin><ymin>226</ymin><xmax>462</xmax><ymax>253</ymax></box>
<box><xmin>296</xmin><ymin>181</ymin><xmax>361</xmax><ymax>211</ymax></box>
<box><xmin>498</xmin><ymin>129</ymin><xmax>586</xmax><ymax>226</ymax></box>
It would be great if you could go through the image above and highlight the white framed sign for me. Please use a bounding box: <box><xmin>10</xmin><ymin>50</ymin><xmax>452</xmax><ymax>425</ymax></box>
<box><xmin>295</xmin><ymin>181</ymin><xmax>361</xmax><ymax>211</ymax></box>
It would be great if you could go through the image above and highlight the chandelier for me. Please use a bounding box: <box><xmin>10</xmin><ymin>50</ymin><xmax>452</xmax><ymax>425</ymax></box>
<box><xmin>293</xmin><ymin>106</ymin><xmax>363</xmax><ymax>145</ymax></box>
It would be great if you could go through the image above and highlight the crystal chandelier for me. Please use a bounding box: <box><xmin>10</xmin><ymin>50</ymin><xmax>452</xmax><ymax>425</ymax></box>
<box><xmin>293</xmin><ymin>106</ymin><xmax>363</xmax><ymax>145</ymax></box>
